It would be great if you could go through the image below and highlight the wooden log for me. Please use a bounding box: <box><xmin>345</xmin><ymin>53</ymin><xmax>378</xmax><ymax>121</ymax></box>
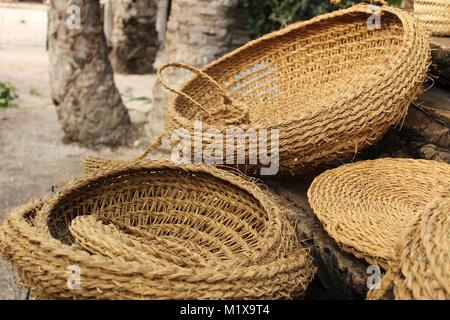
<box><xmin>266</xmin><ymin>175</ymin><xmax>370</xmax><ymax>300</ymax></box>
<box><xmin>430</xmin><ymin>37</ymin><xmax>450</xmax><ymax>89</ymax></box>
<box><xmin>404</xmin><ymin>87</ymin><xmax>450</xmax><ymax>149</ymax></box>
<box><xmin>360</xmin><ymin>87</ymin><xmax>450</xmax><ymax>162</ymax></box>
<box><xmin>412</xmin><ymin>143</ymin><xmax>450</xmax><ymax>162</ymax></box>
<box><xmin>401</xmin><ymin>87</ymin><xmax>450</xmax><ymax>161</ymax></box>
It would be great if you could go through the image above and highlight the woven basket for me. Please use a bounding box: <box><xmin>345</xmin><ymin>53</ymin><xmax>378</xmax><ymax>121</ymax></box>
<box><xmin>0</xmin><ymin>161</ymin><xmax>315</xmax><ymax>300</ymax></box>
<box><xmin>415</xmin><ymin>0</ymin><xmax>450</xmax><ymax>36</ymax></box>
<box><xmin>368</xmin><ymin>189</ymin><xmax>450</xmax><ymax>300</ymax></box>
<box><xmin>307</xmin><ymin>158</ymin><xmax>450</xmax><ymax>269</ymax></box>
<box><xmin>154</xmin><ymin>4</ymin><xmax>430</xmax><ymax>175</ymax></box>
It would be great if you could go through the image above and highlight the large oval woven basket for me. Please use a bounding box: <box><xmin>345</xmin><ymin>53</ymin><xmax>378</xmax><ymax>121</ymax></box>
<box><xmin>0</xmin><ymin>161</ymin><xmax>315</xmax><ymax>300</ymax></box>
<box><xmin>160</xmin><ymin>4</ymin><xmax>430</xmax><ymax>175</ymax></box>
<box><xmin>307</xmin><ymin>158</ymin><xmax>450</xmax><ymax>269</ymax></box>
<box><xmin>415</xmin><ymin>0</ymin><xmax>450</xmax><ymax>36</ymax></box>
<box><xmin>368</xmin><ymin>189</ymin><xmax>450</xmax><ymax>300</ymax></box>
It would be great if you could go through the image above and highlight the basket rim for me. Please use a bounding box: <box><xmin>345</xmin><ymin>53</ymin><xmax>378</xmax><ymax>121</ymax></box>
<box><xmin>32</xmin><ymin>161</ymin><xmax>289</xmax><ymax>268</ymax></box>
<box><xmin>167</xmin><ymin>4</ymin><xmax>425</xmax><ymax>131</ymax></box>
<box><xmin>0</xmin><ymin>191</ymin><xmax>314</xmax><ymax>298</ymax></box>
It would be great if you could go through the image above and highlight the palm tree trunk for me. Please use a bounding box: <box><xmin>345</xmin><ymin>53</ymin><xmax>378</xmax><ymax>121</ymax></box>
<box><xmin>109</xmin><ymin>0</ymin><xmax>159</xmax><ymax>74</ymax></box>
<box><xmin>48</xmin><ymin>0</ymin><xmax>131</xmax><ymax>146</ymax></box>
<box><xmin>402</xmin><ymin>0</ymin><xmax>413</xmax><ymax>10</ymax></box>
<box><xmin>156</xmin><ymin>0</ymin><xmax>170</xmax><ymax>47</ymax></box>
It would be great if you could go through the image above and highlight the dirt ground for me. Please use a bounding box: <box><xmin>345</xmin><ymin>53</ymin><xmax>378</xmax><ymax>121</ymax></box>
<box><xmin>0</xmin><ymin>4</ymin><xmax>164</xmax><ymax>299</ymax></box>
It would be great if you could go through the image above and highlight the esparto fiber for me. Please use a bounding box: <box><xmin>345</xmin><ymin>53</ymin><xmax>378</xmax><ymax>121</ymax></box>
<box><xmin>368</xmin><ymin>189</ymin><xmax>450</xmax><ymax>300</ymax></box>
<box><xmin>307</xmin><ymin>158</ymin><xmax>450</xmax><ymax>269</ymax></box>
<box><xmin>415</xmin><ymin>0</ymin><xmax>450</xmax><ymax>36</ymax></box>
<box><xmin>0</xmin><ymin>161</ymin><xmax>315</xmax><ymax>300</ymax></box>
<box><xmin>155</xmin><ymin>4</ymin><xmax>430</xmax><ymax>175</ymax></box>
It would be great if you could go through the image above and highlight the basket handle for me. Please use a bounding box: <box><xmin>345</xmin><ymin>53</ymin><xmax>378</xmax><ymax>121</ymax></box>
<box><xmin>134</xmin><ymin>132</ymin><xmax>165</xmax><ymax>161</ymax></box>
<box><xmin>157</xmin><ymin>62</ymin><xmax>237</xmax><ymax>120</ymax></box>
<box><xmin>133</xmin><ymin>63</ymin><xmax>245</xmax><ymax>163</ymax></box>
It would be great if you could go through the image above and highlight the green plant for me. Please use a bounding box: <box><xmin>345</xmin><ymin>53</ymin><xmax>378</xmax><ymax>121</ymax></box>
<box><xmin>0</xmin><ymin>82</ymin><xmax>17</xmax><ymax>108</ymax></box>
<box><xmin>243</xmin><ymin>0</ymin><xmax>402</xmax><ymax>38</ymax></box>
<box><xmin>30</xmin><ymin>88</ymin><xmax>41</xmax><ymax>96</ymax></box>
<box><xmin>130</xmin><ymin>96</ymin><xmax>152</xmax><ymax>103</ymax></box>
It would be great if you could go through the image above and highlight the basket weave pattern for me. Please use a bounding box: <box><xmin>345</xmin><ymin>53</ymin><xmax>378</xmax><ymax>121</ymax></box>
<box><xmin>163</xmin><ymin>5</ymin><xmax>430</xmax><ymax>174</ymax></box>
<box><xmin>394</xmin><ymin>190</ymin><xmax>450</xmax><ymax>299</ymax></box>
<box><xmin>415</xmin><ymin>0</ymin><xmax>450</xmax><ymax>36</ymax></box>
<box><xmin>368</xmin><ymin>189</ymin><xmax>450</xmax><ymax>300</ymax></box>
<box><xmin>0</xmin><ymin>161</ymin><xmax>315</xmax><ymax>299</ymax></box>
<box><xmin>307</xmin><ymin>158</ymin><xmax>450</xmax><ymax>269</ymax></box>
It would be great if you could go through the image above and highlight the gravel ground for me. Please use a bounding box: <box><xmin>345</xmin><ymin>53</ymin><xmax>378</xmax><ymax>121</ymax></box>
<box><xmin>0</xmin><ymin>5</ymin><xmax>164</xmax><ymax>299</ymax></box>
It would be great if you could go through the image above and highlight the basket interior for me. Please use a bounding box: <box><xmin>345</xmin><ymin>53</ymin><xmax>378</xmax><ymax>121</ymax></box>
<box><xmin>177</xmin><ymin>11</ymin><xmax>404</xmax><ymax>127</ymax></box>
<box><xmin>46</xmin><ymin>168</ymin><xmax>271</xmax><ymax>264</ymax></box>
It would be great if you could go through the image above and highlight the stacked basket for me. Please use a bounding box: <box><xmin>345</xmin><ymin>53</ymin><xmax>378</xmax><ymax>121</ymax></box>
<box><xmin>0</xmin><ymin>162</ymin><xmax>315</xmax><ymax>299</ymax></box>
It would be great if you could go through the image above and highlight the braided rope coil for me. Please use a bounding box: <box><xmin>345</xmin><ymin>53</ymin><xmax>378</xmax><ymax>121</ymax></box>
<box><xmin>0</xmin><ymin>161</ymin><xmax>315</xmax><ymax>299</ymax></box>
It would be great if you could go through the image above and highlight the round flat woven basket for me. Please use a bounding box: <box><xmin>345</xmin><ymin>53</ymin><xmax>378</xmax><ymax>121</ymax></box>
<box><xmin>307</xmin><ymin>158</ymin><xmax>450</xmax><ymax>269</ymax></box>
<box><xmin>158</xmin><ymin>4</ymin><xmax>430</xmax><ymax>175</ymax></box>
<box><xmin>0</xmin><ymin>161</ymin><xmax>315</xmax><ymax>300</ymax></box>
<box><xmin>414</xmin><ymin>0</ymin><xmax>450</xmax><ymax>36</ymax></box>
<box><xmin>368</xmin><ymin>189</ymin><xmax>450</xmax><ymax>300</ymax></box>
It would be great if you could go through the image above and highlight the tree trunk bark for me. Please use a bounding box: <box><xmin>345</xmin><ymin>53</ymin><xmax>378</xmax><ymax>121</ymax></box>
<box><xmin>48</xmin><ymin>0</ymin><xmax>131</xmax><ymax>146</ymax></box>
<box><xmin>401</xmin><ymin>0</ymin><xmax>413</xmax><ymax>10</ymax></box>
<box><xmin>109</xmin><ymin>0</ymin><xmax>159</xmax><ymax>74</ymax></box>
<box><xmin>148</xmin><ymin>0</ymin><xmax>250</xmax><ymax>142</ymax></box>
<box><xmin>156</xmin><ymin>0</ymin><xmax>170</xmax><ymax>48</ymax></box>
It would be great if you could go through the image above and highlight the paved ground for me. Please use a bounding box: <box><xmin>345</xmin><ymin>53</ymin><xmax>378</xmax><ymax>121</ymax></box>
<box><xmin>0</xmin><ymin>4</ymin><xmax>163</xmax><ymax>299</ymax></box>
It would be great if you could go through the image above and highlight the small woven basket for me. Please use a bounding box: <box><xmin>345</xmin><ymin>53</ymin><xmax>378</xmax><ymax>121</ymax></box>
<box><xmin>0</xmin><ymin>161</ymin><xmax>315</xmax><ymax>300</ymax></box>
<box><xmin>415</xmin><ymin>0</ymin><xmax>450</xmax><ymax>36</ymax></box>
<box><xmin>156</xmin><ymin>4</ymin><xmax>430</xmax><ymax>175</ymax></box>
<box><xmin>307</xmin><ymin>158</ymin><xmax>450</xmax><ymax>269</ymax></box>
<box><xmin>368</xmin><ymin>189</ymin><xmax>450</xmax><ymax>300</ymax></box>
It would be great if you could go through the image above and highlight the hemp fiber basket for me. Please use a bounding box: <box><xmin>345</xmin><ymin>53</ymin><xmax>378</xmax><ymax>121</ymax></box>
<box><xmin>368</xmin><ymin>189</ymin><xmax>450</xmax><ymax>300</ymax></box>
<box><xmin>415</xmin><ymin>0</ymin><xmax>450</xmax><ymax>36</ymax></box>
<box><xmin>307</xmin><ymin>158</ymin><xmax>450</xmax><ymax>269</ymax></box>
<box><xmin>0</xmin><ymin>161</ymin><xmax>315</xmax><ymax>300</ymax></box>
<box><xmin>158</xmin><ymin>4</ymin><xmax>430</xmax><ymax>175</ymax></box>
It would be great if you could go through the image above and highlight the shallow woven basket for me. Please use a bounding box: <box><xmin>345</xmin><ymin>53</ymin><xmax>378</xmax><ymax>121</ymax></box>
<box><xmin>368</xmin><ymin>189</ymin><xmax>450</xmax><ymax>300</ymax></box>
<box><xmin>157</xmin><ymin>4</ymin><xmax>430</xmax><ymax>175</ymax></box>
<box><xmin>415</xmin><ymin>0</ymin><xmax>450</xmax><ymax>36</ymax></box>
<box><xmin>0</xmin><ymin>161</ymin><xmax>315</xmax><ymax>300</ymax></box>
<box><xmin>307</xmin><ymin>158</ymin><xmax>450</xmax><ymax>269</ymax></box>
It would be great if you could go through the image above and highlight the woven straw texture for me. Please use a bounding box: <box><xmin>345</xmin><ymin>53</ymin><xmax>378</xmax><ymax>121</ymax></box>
<box><xmin>415</xmin><ymin>0</ymin><xmax>450</xmax><ymax>36</ymax></box>
<box><xmin>158</xmin><ymin>4</ymin><xmax>430</xmax><ymax>175</ymax></box>
<box><xmin>0</xmin><ymin>161</ymin><xmax>315</xmax><ymax>300</ymax></box>
<box><xmin>307</xmin><ymin>158</ymin><xmax>450</xmax><ymax>269</ymax></box>
<box><xmin>368</xmin><ymin>189</ymin><xmax>449</xmax><ymax>300</ymax></box>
